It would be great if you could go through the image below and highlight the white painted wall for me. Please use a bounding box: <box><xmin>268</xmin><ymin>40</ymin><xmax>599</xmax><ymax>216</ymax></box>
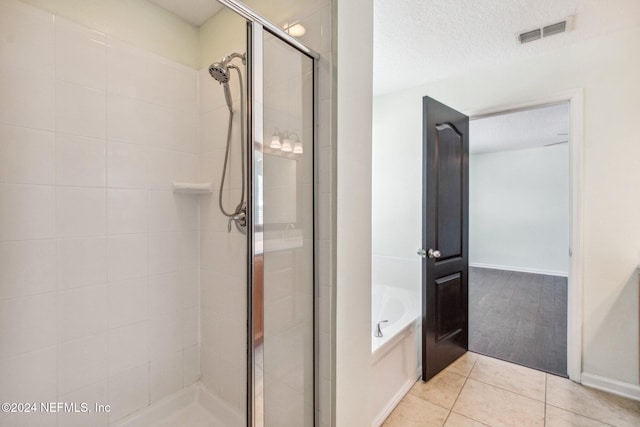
<box><xmin>469</xmin><ymin>144</ymin><xmax>570</xmax><ymax>276</ymax></box>
<box><xmin>336</xmin><ymin>0</ymin><xmax>373</xmax><ymax>425</ymax></box>
<box><xmin>372</xmin><ymin>25</ymin><xmax>640</xmax><ymax>387</ymax></box>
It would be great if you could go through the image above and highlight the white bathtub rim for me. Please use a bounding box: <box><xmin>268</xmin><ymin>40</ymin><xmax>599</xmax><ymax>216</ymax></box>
<box><xmin>371</xmin><ymin>284</ymin><xmax>420</xmax><ymax>354</ymax></box>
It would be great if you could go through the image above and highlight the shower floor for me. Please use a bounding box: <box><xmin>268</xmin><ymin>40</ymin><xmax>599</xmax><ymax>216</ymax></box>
<box><xmin>113</xmin><ymin>383</ymin><xmax>240</xmax><ymax>427</ymax></box>
<box><xmin>150</xmin><ymin>403</ymin><xmax>223</xmax><ymax>427</ymax></box>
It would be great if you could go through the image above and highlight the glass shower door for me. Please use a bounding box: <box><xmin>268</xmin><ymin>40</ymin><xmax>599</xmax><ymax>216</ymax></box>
<box><xmin>251</xmin><ymin>28</ymin><xmax>315</xmax><ymax>427</ymax></box>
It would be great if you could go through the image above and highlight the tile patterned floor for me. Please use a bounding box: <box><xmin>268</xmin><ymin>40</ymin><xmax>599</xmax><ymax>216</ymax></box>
<box><xmin>382</xmin><ymin>352</ymin><xmax>640</xmax><ymax>427</ymax></box>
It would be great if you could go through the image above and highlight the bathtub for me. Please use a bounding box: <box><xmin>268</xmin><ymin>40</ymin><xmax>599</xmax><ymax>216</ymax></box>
<box><xmin>371</xmin><ymin>285</ymin><xmax>421</xmax><ymax>427</ymax></box>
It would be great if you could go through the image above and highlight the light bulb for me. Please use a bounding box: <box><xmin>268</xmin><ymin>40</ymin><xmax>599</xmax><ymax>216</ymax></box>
<box><xmin>281</xmin><ymin>138</ymin><xmax>293</xmax><ymax>152</ymax></box>
<box><xmin>270</xmin><ymin>133</ymin><xmax>281</xmax><ymax>149</ymax></box>
<box><xmin>293</xmin><ymin>141</ymin><xmax>303</xmax><ymax>154</ymax></box>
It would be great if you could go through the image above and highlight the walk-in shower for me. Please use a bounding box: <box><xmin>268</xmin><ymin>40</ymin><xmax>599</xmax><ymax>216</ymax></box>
<box><xmin>209</xmin><ymin>52</ymin><xmax>247</xmax><ymax>233</ymax></box>
<box><xmin>0</xmin><ymin>0</ymin><xmax>319</xmax><ymax>426</ymax></box>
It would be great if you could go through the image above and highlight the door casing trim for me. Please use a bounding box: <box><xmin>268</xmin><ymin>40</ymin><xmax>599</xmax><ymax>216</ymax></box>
<box><xmin>465</xmin><ymin>88</ymin><xmax>584</xmax><ymax>382</ymax></box>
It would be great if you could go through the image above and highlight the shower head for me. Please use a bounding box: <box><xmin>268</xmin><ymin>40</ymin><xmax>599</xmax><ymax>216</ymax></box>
<box><xmin>208</xmin><ymin>52</ymin><xmax>246</xmax><ymax>111</ymax></box>
<box><xmin>209</xmin><ymin>62</ymin><xmax>230</xmax><ymax>84</ymax></box>
<box><xmin>208</xmin><ymin>52</ymin><xmax>246</xmax><ymax>83</ymax></box>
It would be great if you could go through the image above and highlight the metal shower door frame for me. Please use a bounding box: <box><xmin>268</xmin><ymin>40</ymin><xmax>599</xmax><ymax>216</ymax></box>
<box><xmin>215</xmin><ymin>2</ymin><xmax>319</xmax><ymax>427</ymax></box>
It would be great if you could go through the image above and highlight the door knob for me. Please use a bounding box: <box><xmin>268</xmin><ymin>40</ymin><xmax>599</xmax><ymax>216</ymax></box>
<box><xmin>417</xmin><ymin>248</ymin><xmax>426</xmax><ymax>258</ymax></box>
<box><xmin>427</xmin><ymin>249</ymin><xmax>441</xmax><ymax>259</ymax></box>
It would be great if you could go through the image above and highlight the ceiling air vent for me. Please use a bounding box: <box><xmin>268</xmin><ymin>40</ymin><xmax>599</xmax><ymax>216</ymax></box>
<box><xmin>517</xmin><ymin>16</ymin><xmax>574</xmax><ymax>44</ymax></box>
<box><xmin>519</xmin><ymin>29</ymin><xmax>541</xmax><ymax>44</ymax></box>
<box><xmin>543</xmin><ymin>21</ymin><xmax>567</xmax><ymax>37</ymax></box>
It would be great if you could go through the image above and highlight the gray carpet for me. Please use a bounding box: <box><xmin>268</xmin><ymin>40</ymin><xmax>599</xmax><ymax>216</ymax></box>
<box><xmin>469</xmin><ymin>267</ymin><xmax>568</xmax><ymax>377</ymax></box>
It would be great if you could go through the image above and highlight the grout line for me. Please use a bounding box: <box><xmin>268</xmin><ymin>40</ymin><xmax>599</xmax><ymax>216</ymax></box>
<box><xmin>447</xmin><ymin>354</ymin><xmax>480</xmax><ymax>411</ymax></box>
<box><xmin>467</xmin><ymin>374</ymin><xmax>546</xmax><ymax>403</ymax></box>
<box><xmin>545</xmin><ymin>403</ymin><xmax>617</xmax><ymax>427</ymax></box>
<box><xmin>544</xmin><ymin>374</ymin><xmax>547</xmax><ymax>426</ymax></box>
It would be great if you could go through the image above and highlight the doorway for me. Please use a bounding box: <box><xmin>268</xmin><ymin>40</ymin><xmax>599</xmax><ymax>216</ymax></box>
<box><xmin>420</xmin><ymin>92</ymin><xmax>584</xmax><ymax>383</ymax></box>
<box><xmin>467</xmin><ymin>102</ymin><xmax>570</xmax><ymax>376</ymax></box>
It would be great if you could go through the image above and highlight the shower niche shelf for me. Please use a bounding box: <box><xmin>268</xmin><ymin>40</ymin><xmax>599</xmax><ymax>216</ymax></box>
<box><xmin>172</xmin><ymin>182</ymin><xmax>213</xmax><ymax>194</ymax></box>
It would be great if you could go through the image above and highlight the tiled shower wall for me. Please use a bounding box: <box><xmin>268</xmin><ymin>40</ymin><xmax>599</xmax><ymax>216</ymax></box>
<box><xmin>0</xmin><ymin>1</ymin><xmax>201</xmax><ymax>425</ymax></box>
<box><xmin>198</xmin><ymin>9</ymin><xmax>248</xmax><ymax>419</ymax></box>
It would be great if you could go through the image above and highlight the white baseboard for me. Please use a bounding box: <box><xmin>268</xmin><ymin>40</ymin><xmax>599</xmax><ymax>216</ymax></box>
<box><xmin>371</xmin><ymin>374</ymin><xmax>420</xmax><ymax>427</ymax></box>
<box><xmin>469</xmin><ymin>262</ymin><xmax>568</xmax><ymax>277</ymax></box>
<box><xmin>581</xmin><ymin>372</ymin><xmax>640</xmax><ymax>401</ymax></box>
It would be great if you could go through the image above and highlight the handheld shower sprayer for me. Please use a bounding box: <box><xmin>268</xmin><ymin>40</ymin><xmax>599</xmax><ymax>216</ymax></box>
<box><xmin>208</xmin><ymin>52</ymin><xmax>247</xmax><ymax>234</ymax></box>
<box><xmin>208</xmin><ymin>53</ymin><xmax>246</xmax><ymax>112</ymax></box>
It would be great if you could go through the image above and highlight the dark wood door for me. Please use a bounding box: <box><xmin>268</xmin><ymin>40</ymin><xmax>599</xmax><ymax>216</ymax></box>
<box><xmin>421</xmin><ymin>96</ymin><xmax>469</xmax><ymax>381</ymax></box>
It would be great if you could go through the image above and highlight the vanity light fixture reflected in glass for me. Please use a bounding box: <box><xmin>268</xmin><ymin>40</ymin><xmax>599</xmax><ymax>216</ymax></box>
<box><xmin>270</xmin><ymin>129</ymin><xmax>302</xmax><ymax>154</ymax></box>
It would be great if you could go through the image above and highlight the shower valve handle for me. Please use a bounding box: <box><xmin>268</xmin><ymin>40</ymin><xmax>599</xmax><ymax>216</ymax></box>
<box><xmin>228</xmin><ymin>210</ymin><xmax>247</xmax><ymax>232</ymax></box>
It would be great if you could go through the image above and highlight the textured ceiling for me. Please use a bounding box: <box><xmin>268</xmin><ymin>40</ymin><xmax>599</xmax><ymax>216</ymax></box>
<box><xmin>470</xmin><ymin>103</ymin><xmax>569</xmax><ymax>154</ymax></box>
<box><xmin>374</xmin><ymin>0</ymin><xmax>640</xmax><ymax>95</ymax></box>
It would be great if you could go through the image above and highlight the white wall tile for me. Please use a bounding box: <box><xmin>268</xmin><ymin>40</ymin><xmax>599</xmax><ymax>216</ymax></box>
<box><xmin>201</xmin><ymin>351</ymin><xmax>246</xmax><ymax>415</ymax></box>
<box><xmin>183</xmin><ymin>345</ymin><xmax>200</xmax><ymax>387</ymax></box>
<box><xmin>0</xmin><ymin>124</ymin><xmax>55</xmax><ymax>185</ymax></box>
<box><xmin>201</xmin><ymin>310</ymin><xmax>245</xmax><ymax>368</ymax></box>
<box><xmin>58</xmin><ymin>381</ymin><xmax>109</xmax><ymax>427</ymax></box>
<box><xmin>0</xmin><ymin>346</ymin><xmax>57</xmax><ymax>403</ymax></box>
<box><xmin>200</xmin><ymin>192</ymin><xmax>231</xmax><ymax>232</ymax></box>
<box><xmin>106</xmin><ymin>94</ymin><xmax>145</xmax><ymax>144</ymax></box>
<box><xmin>0</xmin><ymin>184</ymin><xmax>55</xmax><ymax>241</ymax></box>
<box><xmin>56</xmin><ymin>133</ymin><xmax>106</xmax><ymax>187</ymax></box>
<box><xmin>149</xmin><ymin>191</ymin><xmax>198</xmax><ymax>232</ymax></box>
<box><xmin>181</xmin><ymin>268</ymin><xmax>199</xmax><ymax>310</ymax></box>
<box><xmin>56</xmin><ymin>187</ymin><xmax>106</xmax><ymax>237</ymax></box>
<box><xmin>0</xmin><ymin>293</ymin><xmax>56</xmax><ymax>358</ymax></box>
<box><xmin>148</xmin><ymin>232</ymin><xmax>180</xmax><ymax>275</ymax></box>
<box><xmin>145</xmin><ymin>104</ymin><xmax>198</xmax><ymax>153</ymax></box>
<box><xmin>200</xmin><ymin>270</ymin><xmax>245</xmax><ymax>323</ymax></box>
<box><xmin>172</xmin><ymin>150</ymin><xmax>200</xmax><ymax>182</ymax></box>
<box><xmin>295</xmin><ymin>5</ymin><xmax>331</xmax><ymax>55</ymax></box>
<box><xmin>0</xmin><ymin>66</ymin><xmax>54</xmax><ymax>131</ymax></box>
<box><xmin>56</xmin><ymin>80</ymin><xmax>106</xmax><ymax>139</ymax></box>
<box><xmin>0</xmin><ymin>239</ymin><xmax>56</xmax><ymax>299</ymax></box>
<box><xmin>0</xmin><ymin>0</ymin><xmax>54</xmax><ymax>72</ymax></box>
<box><xmin>200</xmin><ymin>230</ymin><xmax>246</xmax><ymax>276</ymax></box>
<box><xmin>146</xmin><ymin>148</ymin><xmax>173</xmax><ymax>190</ymax></box>
<box><xmin>182</xmin><ymin>307</ymin><xmax>199</xmax><ymax>348</ymax></box>
<box><xmin>107</xmin><ymin>363</ymin><xmax>149</xmax><ymax>423</ymax></box>
<box><xmin>149</xmin><ymin>350</ymin><xmax>182</xmax><ymax>403</ymax></box>
<box><xmin>107</xmin><ymin>277</ymin><xmax>147</xmax><ymax>328</ymax></box>
<box><xmin>57</xmin><ymin>284</ymin><xmax>107</xmax><ymax>343</ymax></box>
<box><xmin>108</xmin><ymin>321</ymin><xmax>148</xmax><ymax>375</ymax></box>
<box><xmin>149</xmin><ymin>312</ymin><xmax>182</xmax><ymax>359</ymax></box>
<box><xmin>148</xmin><ymin>272</ymin><xmax>181</xmax><ymax>317</ymax></box>
<box><xmin>57</xmin><ymin>237</ymin><xmax>107</xmax><ymax>290</ymax></box>
<box><xmin>143</xmin><ymin>61</ymin><xmax>198</xmax><ymax>115</ymax></box>
<box><xmin>57</xmin><ymin>332</ymin><xmax>108</xmax><ymax>396</ymax></box>
<box><xmin>107</xmin><ymin>141</ymin><xmax>147</xmax><ymax>188</ymax></box>
<box><xmin>55</xmin><ymin>17</ymin><xmax>106</xmax><ymax>90</ymax></box>
<box><xmin>107</xmin><ymin>189</ymin><xmax>148</xmax><ymax>235</ymax></box>
<box><xmin>107</xmin><ymin>234</ymin><xmax>147</xmax><ymax>281</ymax></box>
<box><xmin>199</xmin><ymin>107</ymin><xmax>229</xmax><ymax>152</ymax></box>
<box><xmin>106</xmin><ymin>38</ymin><xmax>148</xmax><ymax>100</ymax></box>
<box><xmin>199</xmin><ymin>149</ymin><xmax>225</xmax><ymax>189</ymax></box>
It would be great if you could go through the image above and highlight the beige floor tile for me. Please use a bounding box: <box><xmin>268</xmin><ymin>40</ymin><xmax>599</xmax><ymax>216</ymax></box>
<box><xmin>410</xmin><ymin>370</ymin><xmax>467</xmax><ymax>409</ymax></box>
<box><xmin>444</xmin><ymin>352</ymin><xmax>479</xmax><ymax>377</ymax></box>
<box><xmin>546</xmin><ymin>375</ymin><xmax>640</xmax><ymax>427</ymax></box>
<box><xmin>382</xmin><ymin>394</ymin><xmax>450</xmax><ymax>427</ymax></box>
<box><xmin>545</xmin><ymin>405</ymin><xmax>613</xmax><ymax>427</ymax></box>
<box><xmin>452</xmin><ymin>379</ymin><xmax>544</xmax><ymax>427</ymax></box>
<box><xmin>468</xmin><ymin>355</ymin><xmax>546</xmax><ymax>401</ymax></box>
<box><xmin>444</xmin><ymin>412</ymin><xmax>488</xmax><ymax>426</ymax></box>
